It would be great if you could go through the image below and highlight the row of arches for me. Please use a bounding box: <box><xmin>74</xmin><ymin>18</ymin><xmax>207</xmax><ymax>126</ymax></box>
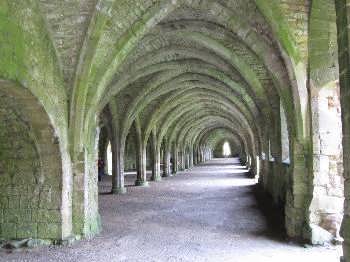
<box><xmin>0</xmin><ymin>0</ymin><xmax>349</xmax><ymax>260</ymax></box>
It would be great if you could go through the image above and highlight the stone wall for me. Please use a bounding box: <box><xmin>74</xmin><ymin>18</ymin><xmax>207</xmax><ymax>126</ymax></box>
<box><xmin>124</xmin><ymin>132</ymin><xmax>152</xmax><ymax>172</ymax></box>
<box><xmin>0</xmin><ymin>91</ymin><xmax>62</xmax><ymax>240</ymax></box>
<box><xmin>309</xmin><ymin>84</ymin><xmax>344</xmax><ymax>243</ymax></box>
<box><xmin>335</xmin><ymin>1</ymin><xmax>350</xmax><ymax>258</ymax></box>
<box><xmin>260</xmin><ymin>160</ymin><xmax>289</xmax><ymax>207</ymax></box>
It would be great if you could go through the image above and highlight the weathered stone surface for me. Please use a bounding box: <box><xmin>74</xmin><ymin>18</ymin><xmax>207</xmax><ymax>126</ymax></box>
<box><xmin>0</xmin><ymin>0</ymin><xmax>348</xmax><ymax>260</ymax></box>
<box><xmin>310</xmin><ymin>224</ymin><xmax>334</xmax><ymax>245</ymax></box>
<box><xmin>38</xmin><ymin>223</ymin><xmax>60</xmax><ymax>239</ymax></box>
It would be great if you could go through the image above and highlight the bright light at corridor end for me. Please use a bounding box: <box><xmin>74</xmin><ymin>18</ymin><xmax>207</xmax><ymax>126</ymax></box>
<box><xmin>223</xmin><ymin>141</ymin><xmax>231</xmax><ymax>157</ymax></box>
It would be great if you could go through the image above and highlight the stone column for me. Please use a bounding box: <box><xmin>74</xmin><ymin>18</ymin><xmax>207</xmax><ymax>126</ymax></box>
<box><xmin>151</xmin><ymin>132</ymin><xmax>161</xmax><ymax>182</ymax></box>
<box><xmin>204</xmin><ymin>148</ymin><xmax>208</xmax><ymax>162</ymax></box>
<box><xmin>185</xmin><ymin>151</ymin><xmax>189</xmax><ymax>169</ymax></box>
<box><xmin>135</xmin><ymin>124</ymin><xmax>149</xmax><ymax>187</ymax></box>
<box><xmin>135</xmin><ymin>142</ymin><xmax>148</xmax><ymax>186</ymax></box>
<box><xmin>284</xmin><ymin>142</ymin><xmax>309</xmax><ymax>240</ymax></box>
<box><xmin>335</xmin><ymin>2</ymin><xmax>350</xmax><ymax>259</ymax></box>
<box><xmin>193</xmin><ymin>148</ymin><xmax>198</xmax><ymax>165</ymax></box>
<box><xmin>111</xmin><ymin>134</ymin><xmax>126</xmax><ymax>194</ymax></box>
<box><xmin>199</xmin><ymin>148</ymin><xmax>203</xmax><ymax>163</ymax></box>
<box><xmin>180</xmin><ymin>150</ymin><xmax>185</xmax><ymax>170</ymax></box>
<box><xmin>189</xmin><ymin>150</ymin><xmax>194</xmax><ymax>168</ymax></box>
<box><xmin>72</xmin><ymin>124</ymin><xmax>102</xmax><ymax>237</ymax></box>
<box><xmin>198</xmin><ymin>148</ymin><xmax>202</xmax><ymax>163</ymax></box>
<box><xmin>163</xmin><ymin>147</ymin><xmax>171</xmax><ymax>177</ymax></box>
<box><xmin>109</xmin><ymin>121</ymin><xmax>126</xmax><ymax>194</ymax></box>
<box><xmin>173</xmin><ymin>145</ymin><xmax>178</xmax><ymax>174</ymax></box>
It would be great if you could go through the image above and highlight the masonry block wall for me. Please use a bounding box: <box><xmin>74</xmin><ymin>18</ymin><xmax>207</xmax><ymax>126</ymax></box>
<box><xmin>0</xmin><ymin>89</ymin><xmax>63</xmax><ymax>240</ymax></box>
<box><xmin>1</xmin><ymin>2</ymin><xmax>350</xmax><ymax>260</ymax></box>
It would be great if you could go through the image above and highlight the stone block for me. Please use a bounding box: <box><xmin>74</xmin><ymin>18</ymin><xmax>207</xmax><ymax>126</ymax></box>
<box><xmin>20</xmin><ymin>194</ymin><xmax>39</xmax><ymax>209</ymax></box>
<box><xmin>38</xmin><ymin>223</ymin><xmax>60</xmax><ymax>239</ymax></box>
<box><xmin>39</xmin><ymin>189</ymin><xmax>61</xmax><ymax>210</ymax></box>
<box><xmin>26</xmin><ymin>238</ymin><xmax>52</xmax><ymax>247</ymax></box>
<box><xmin>6</xmin><ymin>186</ymin><xmax>26</xmax><ymax>196</ymax></box>
<box><xmin>34</xmin><ymin>210</ymin><xmax>61</xmax><ymax>223</ymax></box>
<box><xmin>319</xmin><ymin>154</ymin><xmax>329</xmax><ymax>174</ymax></box>
<box><xmin>313</xmin><ymin>186</ymin><xmax>327</xmax><ymax>196</ymax></box>
<box><xmin>1</xmin><ymin>223</ymin><xmax>16</xmax><ymax>239</ymax></box>
<box><xmin>8</xmin><ymin>196</ymin><xmax>20</xmax><ymax>209</ymax></box>
<box><xmin>293</xmin><ymin>182</ymin><xmax>308</xmax><ymax>195</ymax></box>
<box><xmin>4</xmin><ymin>209</ymin><xmax>18</xmax><ymax>223</ymax></box>
<box><xmin>328</xmin><ymin>187</ymin><xmax>344</xmax><ymax>198</ymax></box>
<box><xmin>314</xmin><ymin>171</ymin><xmax>330</xmax><ymax>187</ymax></box>
<box><xmin>0</xmin><ymin>197</ymin><xmax>8</xmax><ymax>209</ymax></box>
<box><xmin>310</xmin><ymin>195</ymin><xmax>344</xmax><ymax>214</ymax></box>
<box><xmin>310</xmin><ymin>224</ymin><xmax>333</xmax><ymax>245</ymax></box>
<box><xmin>4</xmin><ymin>209</ymin><xmax>31</xmax><ymax>223</ymax></box>
<box><xmin>16</xmin><ymin>223</ymin><xmax>37</xmax><ymax>239</ymax></box>
<box><xmin>291</xmin><ymin>193</ymin><xmax>306</xmax><ymax>209</ymax></box>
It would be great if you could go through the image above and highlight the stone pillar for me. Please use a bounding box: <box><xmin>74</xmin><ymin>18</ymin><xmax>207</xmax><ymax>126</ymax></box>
<box><xmin>336</xmin><ymin>2</ymin><xmax>350</xmax><ymax>259</ymax></box>
<box><xmin>135</xmin><ymin>142</ymin><xmax>148</xmax><ymax>186</ymax></box>
<box><xmin>306</xmin><ymin>84</ymin><xmax>344</xmax><ymax>245</ymax></box>
<box><xmin>193</xmin><ymin>148</ymin><xmax>198</xmax><ymax>165</ymax></box>
<box><xmin>135</xmin><ymin>124</ymin><xmax>149</xmax><ymax>187</ymax></box>
<box><xmin>151</xmin><ymin>145</ymin><xmax>161</xmax><ymax>182</ymax></box>
<box><xmin>173</xmin><ymin>145</ymin><xmax>178</xmax><ymax>174</ymax></box>
<box><xmin>163</xmin><ymin>147</ymin><xmax>171</xmax><ymax>177</ymax></box>
<box><xmin>285</xmin><ymin>142</ymin><xmax>309</xmax><ymax>239</ymax></box>
<box><xmin>189</xmin><ymin>150</ymin><xmax>194</xmax><ymax>168</ymax></box>
<box><xmin>185</xmin><ymin>151</ymin><xmax>190</xmax><ymax>169</ymax></box>
<box><xmin>180</xmin><ymin>150</ymin><xmax>185</xmax><ymax>170</ymax></box>
<box><xmin>151</xmin><ymin>132</ymin><xmax>161</xmax><ymax>182</ymax></box>
<box><xmin>107</xmin><ymin>116</ymin><xmax>126</xmax><ymax>195</ymax></box>
<box><xmin>72</xmin><ymin>125</ymin><xmax>102</xmax><ymax>237</ymax></box>
<box><xmin>199</xmin><ymin>148</ymin><xmax>203</xmax><ymax>163</ymax></box>
<box><xmin>111</xmin><ymin>134</ymin><xmax>126</xmax><ymax>194</ymax></box>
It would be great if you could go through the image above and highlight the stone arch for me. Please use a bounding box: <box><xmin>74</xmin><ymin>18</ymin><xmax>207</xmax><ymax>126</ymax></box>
<box><xmin>63</xmin><ymin>0</ymin><xmax>314</xmax><ymax>244</ymax></box>
<box><xmin>0</xmin><ymin>80</ymin><xmax>71</xmax><ymax>241</ymax></box>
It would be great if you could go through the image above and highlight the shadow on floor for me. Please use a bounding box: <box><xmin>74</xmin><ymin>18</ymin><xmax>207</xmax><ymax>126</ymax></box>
<box><xmin>251</xmin><ymin>184</ymin><xmax>288</xmax><ymax>243</ymax></box>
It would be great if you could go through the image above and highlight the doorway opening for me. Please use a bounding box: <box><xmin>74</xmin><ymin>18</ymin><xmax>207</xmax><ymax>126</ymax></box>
<box><xmin>223</xmin><ymin>141</ymin><xmax>231</xmax><ymax>157</ymax></box>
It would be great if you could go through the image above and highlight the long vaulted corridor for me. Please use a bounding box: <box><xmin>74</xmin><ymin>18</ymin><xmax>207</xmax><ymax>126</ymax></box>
<box><xmin>1</xmin><ymin>159</ymin><xmax>341</xmax><ymax>262</ymax></box>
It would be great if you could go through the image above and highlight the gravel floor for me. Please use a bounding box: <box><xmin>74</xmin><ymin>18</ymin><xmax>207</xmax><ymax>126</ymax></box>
<box><xmin>1</xmin><ymin>158</ymin><xmax>342</xmax><ymax>262</ymax></box>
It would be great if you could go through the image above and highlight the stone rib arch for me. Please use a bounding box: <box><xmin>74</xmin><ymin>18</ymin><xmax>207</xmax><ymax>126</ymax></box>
<box><xmin>0</xmin><ymin>80</ymin><xmax>72</xmax><ymax>241</ymax></box>
<box><xmin>3</xmin><ymin>0</ymin><xmax>342</xmax><ymax>255</ymax></box>
<box><xmin>138</xmin><ymin>85</ymin><xmax>261</xmax><ymax>145</ymax></box>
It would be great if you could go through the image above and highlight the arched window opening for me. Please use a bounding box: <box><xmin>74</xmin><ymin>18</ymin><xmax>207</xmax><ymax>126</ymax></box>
<box><xmin>107</xmin><ymin>142</ymin><xmax>112</xmax><ymax>176</ymax></box>
<box><xmin>223</xmin><ymin>141</ymin><xmax>231</xmax><ymax>157</ymax></box>
<box><xmin>268</xmin><ymin>140</ymin><xmax>275</xmax><ymax>162</ymax></box>
<box><xmin>256</xmin><ymin>156</ymin><xmax>260</xmax><ymax>178</ymax></box>
<box><xmin>280</xmin><ymin>101</ymin><xmax>290</xmax><ymax>163</ymax></box>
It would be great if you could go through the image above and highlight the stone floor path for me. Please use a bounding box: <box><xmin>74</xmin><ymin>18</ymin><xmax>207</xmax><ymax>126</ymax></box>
<box><xmin>1</xmin><ymin>158</ymin><xmax>342</xmax><ymax>261</ymax></box>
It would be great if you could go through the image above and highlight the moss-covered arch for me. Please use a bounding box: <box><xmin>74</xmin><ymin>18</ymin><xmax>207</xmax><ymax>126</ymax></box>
<box><xmin>0</xmin><ymin>80</ymin><xmax>72</xmax><ymax>241</ymax></box>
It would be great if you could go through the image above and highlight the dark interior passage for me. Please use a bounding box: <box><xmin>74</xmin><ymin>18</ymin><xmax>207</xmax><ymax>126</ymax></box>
<box><xmin>1</xmin><ymin>158</ymin><xmax>341</xmax><ymax>262</ymax></box>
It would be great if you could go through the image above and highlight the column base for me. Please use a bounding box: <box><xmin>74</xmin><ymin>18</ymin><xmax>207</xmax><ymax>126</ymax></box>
<box><xmin>135</xmin><ymin>180</ymin><xmax>149</xmax><ymax>187</ymax></box>
<box><xmin>111</xmin><ymin>187</ymin><xmax>127</xmax><ymax>194</ymax></box>
<box><xmin>151</xmin><ymin>176</ymin><xmax>162</xmax><ymax>182</ymax></box>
